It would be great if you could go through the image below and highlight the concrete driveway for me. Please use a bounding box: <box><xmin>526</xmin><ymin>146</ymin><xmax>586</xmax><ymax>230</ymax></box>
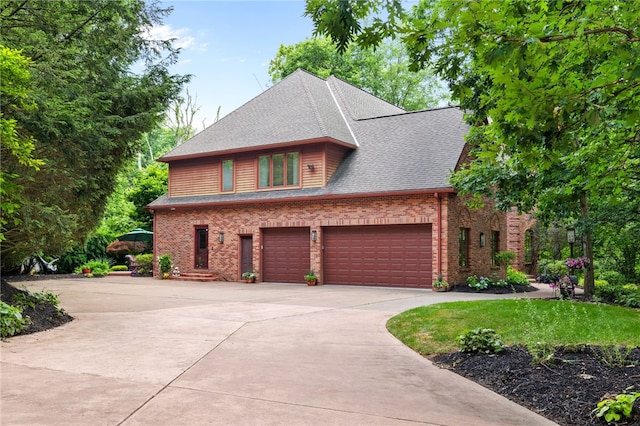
<box><xmin>1</xmin><ymin>277</ymin><xmax>556</xmax><ymax>425</ymax></box>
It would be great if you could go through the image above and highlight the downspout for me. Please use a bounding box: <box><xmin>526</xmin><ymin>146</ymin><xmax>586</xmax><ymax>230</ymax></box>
<box><xmin>151</xmin><ymin>209</ymin><xmax>157</xmax><ymax>278</ymax></box>
<box><xmin>435</xmin><ymin>192</ymin><xmax>442</xmax><ymax>278</ymax></box>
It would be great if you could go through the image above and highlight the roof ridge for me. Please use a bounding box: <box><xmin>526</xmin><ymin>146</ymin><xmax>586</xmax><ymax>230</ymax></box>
<box><xmin>355</xmin><ymin>105</ymin><xmax>462</xmax><ymax>122</ymax></box>
<box><xmin>325</xmin><ymin>79</ymin><xmax>359</xmax><ymax>147</ymax></box>
<box><xmin>326</xmin><ymin>74</ymin><xmax>405</xmax><ymax>114</ymax></box>
<box><xmin>297</xmin><ymin>70</ymin><xmax>328</xmax><ymax>136</ymax></box>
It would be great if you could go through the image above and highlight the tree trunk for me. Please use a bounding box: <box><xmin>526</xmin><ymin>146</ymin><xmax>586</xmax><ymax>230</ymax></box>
<box><xmin>581</xmin><ymin>195</ymin><xmax>595</xmax><ymax>297</ymax></box>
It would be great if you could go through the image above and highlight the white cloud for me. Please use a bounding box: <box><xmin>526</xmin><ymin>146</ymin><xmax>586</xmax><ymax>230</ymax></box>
<box><xmin>143</xmin><ymin>24</ymin><xmax>205</xmax><ymax>51</ymax></box>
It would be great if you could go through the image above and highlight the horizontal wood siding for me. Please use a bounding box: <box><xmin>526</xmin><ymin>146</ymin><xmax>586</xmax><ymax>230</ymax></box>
<box><xmin>167</xmin><ymin>142</ymin><xmax>351</xmax><ymax>198</ymax></box>
<box><xmin>169</xmin><ymin>159</ymin><xmax>218</xmax><ymax>197</ymax></box>
<box><xmin>301</xmin><ymin>146</ymin><xmax>324</xmax><ymax>188</ymax></box>
<box><xmin>325</xmin><ymin>145</ymin><xmax>349</xmax><ymax>184</ymax></box>
<box><xmin>235</xmin><ymin>155</ymin><xmax>256</xmax><ymax>193</ymax></box>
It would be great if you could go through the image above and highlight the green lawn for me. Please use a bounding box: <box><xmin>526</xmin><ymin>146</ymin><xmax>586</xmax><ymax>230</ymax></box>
<box><xmin>387</xmin><ymin>299</ymin><xmax>640</xmax><ymax>355</ymax></box>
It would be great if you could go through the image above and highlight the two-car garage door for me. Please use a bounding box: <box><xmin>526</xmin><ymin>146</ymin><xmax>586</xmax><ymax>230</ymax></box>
<box><xmin>262</xmin><ymin>225</ymin><xmax>433</xmax><ymax>288</ymax></box>
<box><xmin>323</xmin><ymin>225</ymin><xmax>432</xmax><ymax>288</ymax></box>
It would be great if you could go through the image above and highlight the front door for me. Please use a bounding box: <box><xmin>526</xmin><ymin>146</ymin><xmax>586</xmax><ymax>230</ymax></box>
<box><xmin>240</xmin><ymin>236</ymin><xmax>253</xmax><ymax>276</ymax></box>
<box><xmin>195</xmin><ymin>226</ymin><xmax>208</xmax><ymax>269</ymax></box>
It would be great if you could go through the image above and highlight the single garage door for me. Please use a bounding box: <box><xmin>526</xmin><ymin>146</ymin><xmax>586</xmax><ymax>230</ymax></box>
<box><xmin>323</xmin><ymin>225</ymin><xmax>432</xmax><ymax>288</ymax></box>
<box><xmin>262</xmin><ymin>227</ymin><xmax>310</xmax><ymax>283</ymax></box>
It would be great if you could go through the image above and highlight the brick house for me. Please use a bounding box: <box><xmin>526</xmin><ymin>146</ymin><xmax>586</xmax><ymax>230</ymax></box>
<box><xmin>148</xmin><ymin>69</ymin><xmax>532</xmax><ymax>287</ymax></box>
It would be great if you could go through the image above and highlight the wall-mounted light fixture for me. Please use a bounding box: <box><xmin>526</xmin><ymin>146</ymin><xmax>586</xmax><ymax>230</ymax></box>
<box><xmin>307</xmin><ymin>164</ymin><xmax>315</xmax><ymax>171</ymax></box>
<box><xmin>311</xmin><ymin>230</ymin><xmax>318</xmax><ymax>242</ymax></box>
<box><xmin>479</xmin><ymin>232</ymin><xmax>486</xmax><ymax>247</ymax></box>
<box><xmin>218</xmin><ymin>232</ymin><xmax>224</xmax><ymax>243</ymax></box>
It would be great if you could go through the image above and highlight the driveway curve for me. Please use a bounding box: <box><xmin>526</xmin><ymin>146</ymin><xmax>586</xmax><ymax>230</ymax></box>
<box><xmin>1</xmin><ymin>277</ymin><xmax>556</xmax><ymax>425</ymax></box>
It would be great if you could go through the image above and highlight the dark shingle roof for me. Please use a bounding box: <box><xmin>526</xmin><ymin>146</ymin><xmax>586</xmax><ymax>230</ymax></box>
<box><xmin>327</xmin><ymin>107</ymin><xmax>468</xmax><ymax>194</ymax></box>
<box><xmin>149</xmin><ymin>70</ymin><xmax>469</xmax><ymax>208</ymax></box>
<box><xmin>160</xmin><ymin>70</ymin><xmax>406</xmax><ymax>161</ymax></box>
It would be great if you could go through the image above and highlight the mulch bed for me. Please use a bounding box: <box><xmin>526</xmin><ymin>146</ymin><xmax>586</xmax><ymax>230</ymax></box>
<box><xmin>1</xmin><ymin>279</ymin><xmax>74</xmax><ymax>336</ymax></box>
<box><xmin>432</xmin><ymin>346</ymin><xmax>640</xmax><ymax>426</ymax></box>
<box><xmin>437</xmin><ymin>283</ymin><xmax>639</xmax><ymax>425</ymax></box>
<box><xmin>450</xmin><ymin>283</ymin><xmax>540</xmax><ymax>294</ymax></box>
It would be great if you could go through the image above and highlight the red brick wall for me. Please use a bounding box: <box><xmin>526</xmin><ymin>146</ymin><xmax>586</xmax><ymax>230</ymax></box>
<box><xmin>154</xmin><ymin>194</ymin><xmax>438</xmax><ymax>282</ymax></box>
<box><xmin>446</xmin><ymin>194</ymin><xmax>509</xmax><ymax>284</ymax></box>
<box><xmin>506</xmin><ymin>208</ymin><xmax>537</xmax><ymax>274</ymax></box>
<box><xmin>154</xmin><ymin>192</ymin><xmax>520</xmax><ymax>285</ymax></box>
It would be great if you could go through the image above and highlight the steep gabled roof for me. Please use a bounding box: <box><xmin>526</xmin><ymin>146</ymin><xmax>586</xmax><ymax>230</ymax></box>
<box><xmin>148</xmin><ymin>70</ymin><xmax>470</xmax><ymax>209</ymax></box>
<box><xmin>160</xmin><ymin>70</ymin><xmax>404</xmax><ymax>161</ymax></box>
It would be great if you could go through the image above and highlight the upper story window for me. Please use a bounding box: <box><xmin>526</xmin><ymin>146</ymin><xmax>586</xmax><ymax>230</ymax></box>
<box><xmin>221</xmin><ymin>159</ymin><xmax>234</xmax><ymax>192</ymax></box>
<box><xmin>459</xmin><ymin>228</ymin><xmax>469</xmax><ymax>267</ymax></box>
<box><xmin>258</xmin><ymin>152</ymin><xmax>299</xmax><ymax>188</ymax></box>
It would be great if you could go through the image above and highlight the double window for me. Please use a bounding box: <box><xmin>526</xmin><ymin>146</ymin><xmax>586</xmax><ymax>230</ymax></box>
<box><xmin>259</xmin><ymin>152</ymin><xmax>299</xmax><ymax>188</ymax></box>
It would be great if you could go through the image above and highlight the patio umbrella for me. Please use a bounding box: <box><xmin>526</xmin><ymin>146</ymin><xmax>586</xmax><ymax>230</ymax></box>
<box><xmin>106</xmin><ymin>240</ymin><xmax>148</xmax><ymax>254</ymax></box>
<box><xmin>114</xmin><ymin>228</ymin><xmax>153</xmax><ymax>253</ymax></box>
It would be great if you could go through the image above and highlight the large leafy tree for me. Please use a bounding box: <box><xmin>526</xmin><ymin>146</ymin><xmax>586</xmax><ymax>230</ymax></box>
<box><xmin>305</xmin><ymin>0</ymin><xmax>640</xmax><ymax>296</ymax></box>
<box><xmin>0</xmin><ymin>45</ymin><xmax>44</xmax><ymax>246</ymax></box>
<box><xmin>0</xmin><ymin>0</ymin><xmax>188</xmax><ymax>267</ymax></box>
<box><xmin>127</xmin><ymin>163</ymin><xmax>168</xmax><ymax>231</ymax></box>
<box><xmin>269</xmin><ymin>37</ymin><xmax>447</xmax><ymax>110</ymax></box>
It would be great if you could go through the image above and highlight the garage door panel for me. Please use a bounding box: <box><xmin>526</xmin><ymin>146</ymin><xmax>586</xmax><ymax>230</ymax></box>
<box><xmin>324</xmin><ymin>225</ymin><xmax>432</xmax><ymax>288</ymax></box>
<box><xmin>263</xmin><ymin>228</ymin><xmax>310</xmax><ymax>283</ymax></box>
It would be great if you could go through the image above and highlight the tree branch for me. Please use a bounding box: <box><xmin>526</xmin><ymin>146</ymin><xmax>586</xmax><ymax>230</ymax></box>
<box><xmin>31</xmin><ymin>4</ymin><xmax>109</xmax><ymax>61</ymax></box>
<box><xmin>504</xmin><ymin>27</ymin><xmax>639</xmax><ymax>44</ymax></box>
<box><xmin>0</xmin><ymin>0</ymin><xmax>29</xmax><ymax>19</ymax></box>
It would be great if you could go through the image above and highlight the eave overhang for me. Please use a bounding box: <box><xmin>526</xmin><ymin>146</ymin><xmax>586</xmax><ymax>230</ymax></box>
<box><xmin>146</xmin><ymin>187</ymin><xmax>456</xmax><ymax>212</ymax></box>
<box><xmin>157</xmin><ymin>137</ymin><xmax>356</xmax><ymax>163</ymax></box>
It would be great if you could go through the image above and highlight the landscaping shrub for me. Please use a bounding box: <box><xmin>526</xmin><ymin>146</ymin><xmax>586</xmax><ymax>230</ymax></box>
<box><xmin>78</xmin><ymin>258</ymin><xmax>112</xmax><ymax>276</ymax></box>
<box><xmin>457</xmin><ymin>328</ymin><xmax>504</xmax><ymax>354</ymax></box>
<box><xmin>0</xmin><ymin>301</ymin><xmax>28</xmax><ymax>337</ymax></box>
<box><xmin>539</xmin><ymin>259</ymin><xmax>567</xmax><ymax>276</ymax></box>
<box><xmin>467</xmin><ymin>275</ymin><xmax>489</xmax><ymax>290</ymax></box>
<box><xmin>506</xmin><ymin>266</ymin><xmax>530</xmax><ymax>286</ymax></box>
<box><xmin>135</xmin><ymin>253</ymin><xmax>154</xmax><ymax>275</ymax></box>
<box><xmin>12</xmin><ymin>291</ymin><xmax>61</xmax><ymax>310</ymax></box>
<box><xmin>110</xmin><ymin>265</ymin><xmax>129</xmax><ymax>271</ymax></box>
<box><xmin>597</xmin><ymin>270</ymin><xmax>626</xmax><ymax>287</ymax></box>
<box><xmin>593</xmin><ymin>388</ymin><xmax>640</xmax><ymax>424</ymax></box>
<box><xmin>467</xmin><ymin>275</ymin><xmax>511</xmax><ymax>290</ymax></box>
<box><xmin>594</xmin><ymin>283</ymin><xmax>640</xmax><ymax>308</ymax></box>
<box><xmin>158</xmin><ymin>254</ymin><xmax>173</xmax><ymax>275</ymax></box>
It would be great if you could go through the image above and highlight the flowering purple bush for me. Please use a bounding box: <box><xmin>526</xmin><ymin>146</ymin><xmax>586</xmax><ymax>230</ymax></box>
<box><xmin>565</xmin><ymin>257</ymin><xmax>591</xmax><ymax>270</ymax></box>
<box><xmin>547</xmin><ymin>275</ymin><xmax>575</xmax><ymax>299</ymax></box>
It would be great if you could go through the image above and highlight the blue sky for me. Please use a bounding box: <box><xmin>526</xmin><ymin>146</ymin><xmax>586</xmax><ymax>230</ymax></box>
<box><xmin>156</xmin><ymin>1</ymin><xmax>316</xmax><ymax>129</ymax></box>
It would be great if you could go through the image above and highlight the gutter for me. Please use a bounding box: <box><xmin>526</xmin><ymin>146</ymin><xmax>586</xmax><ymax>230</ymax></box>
<box><xmin>146</xmin><ymin>188</ymin><xmax>456</xmax><ymax>212</ymax></box>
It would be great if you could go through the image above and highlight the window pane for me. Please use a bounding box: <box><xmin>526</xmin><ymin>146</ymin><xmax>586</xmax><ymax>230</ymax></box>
<box><xmin>198</xmin><ymin>230</ymin><xmax>207</xmax><ymax>249</ymax></box>
<box><xmin>459</xmin><ymin>228</ymin><xmax>468</xmax><ymax>267</ymax></box>
<box><xmin>287</xmin><ymin>152</ymin><xmax>299</xmax><ymax>185</ymax></box>
<box><xmin>272</xmin><ymin>154</ymin><xmax>284</xmax><ymax>186</ymax></box>
<box><xmin>524</xmin><ymin>229</ymin><xmax>533</xmax><ymax>263</ymax></box>
<box><xmin>222</xmin><ymin>159</ymin><xmax>233</xmax><ymax>191</ymax></box>
<box><xmin>491</xmin><ymin>231</ymin><xmax>499</xmax><ymax>266</ymax></box>
<box><xmin>259</xmin><ymin>156</ymin><xmax>270</xmax><ymax>188</ymax></box>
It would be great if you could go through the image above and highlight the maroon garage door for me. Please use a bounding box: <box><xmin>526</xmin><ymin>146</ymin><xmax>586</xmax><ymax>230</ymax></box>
<box><xmin>323</xmin><ymin>225</ymin><xmax>433</xmax><ymax>288</ymax></box>
<box><xmin>262</xmin><ymin>227</ymin><xmax>310</xmax><ymax>283</ymax></box>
